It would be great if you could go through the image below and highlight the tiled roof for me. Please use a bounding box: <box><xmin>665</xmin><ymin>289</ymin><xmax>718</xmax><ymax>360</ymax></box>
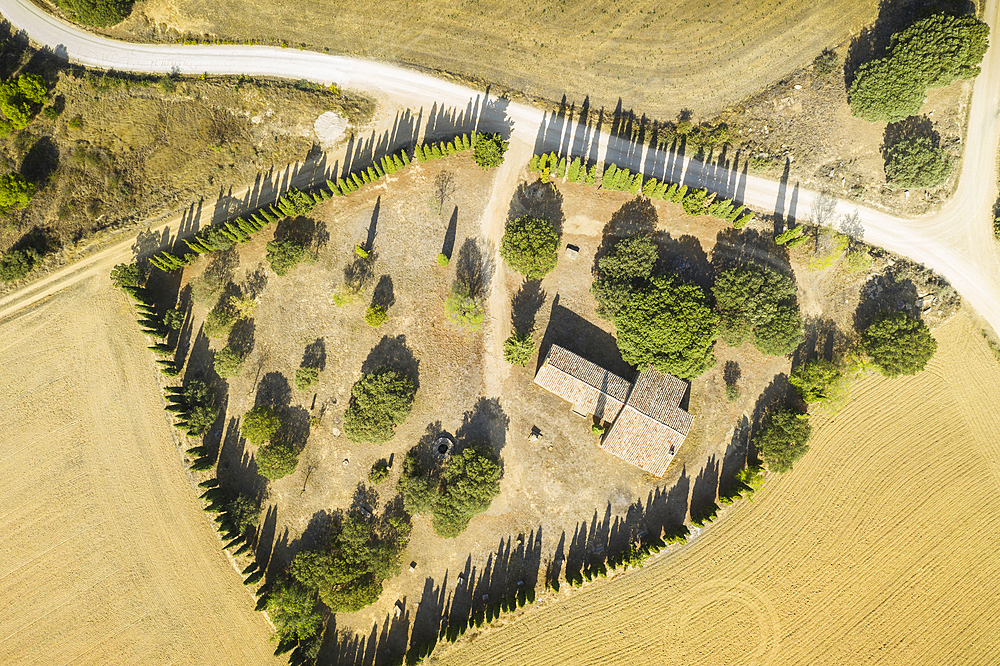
<box><xmin>533</xmin><ymin>345</ymin><xmax>631</xmax><ymax>421</ymax></box>
<box><xmin>600</xmin><ymin>365</ymin><xmax>693</xmax><ymax>477</ymax></box>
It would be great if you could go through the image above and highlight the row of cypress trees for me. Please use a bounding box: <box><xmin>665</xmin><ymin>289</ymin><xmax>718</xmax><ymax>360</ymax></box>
<box><xmin>529</xmin><ymin>151</ymin><xmax>755</xmax><ymax>229</ymax></box>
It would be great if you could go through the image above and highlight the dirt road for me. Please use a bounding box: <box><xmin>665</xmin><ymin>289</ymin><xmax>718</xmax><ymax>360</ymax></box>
<box><xmin>0</xmin><ymin>279</ymin><xmax>284</xmax><ymax>665</ymax></box>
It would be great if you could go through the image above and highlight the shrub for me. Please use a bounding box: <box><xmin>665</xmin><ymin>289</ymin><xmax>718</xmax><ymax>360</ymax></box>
<box><xmin>214</xmin><ymin>345</ymin><xmax>244</xmax><ymax>378</ymax></box>
<box><xmin>884</xmin><ymin>136</ymin><xmax>951</xmax><ymax>189</ymax></box>
<box><xmin>437</xmin><ymin>253</ymin><xmax>450</xmax><ymax>267</ymax></box>
<box><xmin>614</xmin><ymin>274</ymin><xmax>717</xmax><ymax>380</ymax></box>
<box><xmin>848</xmin><ymin>12</ymin><xmax>989</xmax><ymax>123</ymax></box>
<box><xmin>368</xmin><ymin>461</ymin><xmax>390</xmax><ymax>484</ymax></box>
<box><xmin>266</xmin><ymin>238</ymin><xmax>307</xmax><ymax>276</ymax></box>
<box><xmin>241</xmin><ymin>405</ymin><xmax>280</xmax><ymax>445</ymax></box>
<box><xmin>503</xmin><ymin>332</ymin><xmax>534</xmax><ymax>366</ymax></box>
<box><xmin>590</xmin><ymin>235</ymin><xmax>658</xmax><ymax>321</ymax></box>
<box><xmin>713</xmin><ymin>263</ymin><xmax>803</xmax><ymax>356</ymax></box>
<box><xmin>0</xmin><ymin>173</ymin><xmax>35</xmax><ymax>211</ymax></box>
<box><xmin>54</xmin><ymin>0</ymin><xmax>134</xmax><ymax>27</ymax></box>
<box><xmin>343</xmin><ymin>368</ymin><xmax>417</xmax><ymax>444</ymax></box>
<box><xmin>266</xmin><ymin>576</ymin><xmax>324</xmax><ymax>645</ymax></box>
<box><xmin>0</xmin><ymin>248</ymin><xmax>40</xmax><ymax>282</ymax></box>
<box><xmin>500</xmin><ymin>215</ymin><xmax>559</xmax><ymax>280</ymax></box>
<box><xmin>725</xmin><ymin>385</ymin><xmax>740</xmax><ymax>402</ymax></box>
<box><xmin>444</xmin><ymin>289</ymin><xmax>484</xmax><ymax>329</ymax></box>
<box><xmin>365</xmin><ymin>304</ymin><xmax>387</xmax><ymax>327</ymax></box>
<box><xmin>860</xmin><ymin>311</ymin><xmax>937</xmax><ymax>377</ymax></box>
<box><xmin>755</xmin><ymin>405</ymin><xmax>811</xmax><ymax>473</ymax></box>
<box><xmin>591</xmin><ymin>423</ymin><xmax>605</xmax><ymax>436</ymax></box>
<box><xmin>472</xmin><ymin>132</ymin><xmax>508</xmax><ymax>169</ymax></box>
<box><xmin>790</xmin><ymin>358</ymin><xmax>851</xmax><ymax>410</ymax></box>
<box><xmin>294</xmin><ymin>367</ymin><xmax>319</xmax><ymax>392</ymax></box>
<box><xmin>256</xmin><ymin>438</ymin><xmax>298</xmax><ymax>480</ymax></box>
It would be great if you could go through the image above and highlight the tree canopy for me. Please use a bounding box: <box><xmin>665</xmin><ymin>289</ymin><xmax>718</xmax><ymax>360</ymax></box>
<box><xmin>0</xmin><ymin>173</ymin><xmax>35</xmax><ymax>211</ymax></box>
<box><xmin>397</xmin><ymin>443</ymin><xmax>503</xmax><ymax>538</ymax></box>
<box><xmin>289</xmin><ymin>512</ymin><xmax>411</xmax><ymax>613</ymax></box>
<box><xmin>266</xmin><ymin>238</ymin><xmax>307</xmax><ymax>276</ymax></box>
<box><xmin>713</xmin><ymin>263</ymin><xmax>803</xmax><ymax>355</ymax></box>
<box><xmin>849</xmin><ymin>12</ymin><xmax>990</xmax><ymax>123</ymax></box>
<box><xmin>472</xmin><ymin>132</ymin><xmax>509</xmax><ymax>169</ymax></box>
<box><xmin>590</xmin><ymin>235</ymin><xmax>658</xmax><ymax>321</ymax></box>
<box><xmin>241</xmin><ymin>405</ymin><xmax>280</xmax><ymax>445</ymax></box>
<box><xmin>613</xmin><ymin>274</ymin><xmax>717</xmax><ymax>380</ymax></box>
<box><xmin>0</xmin><ymin>74</ymin><xmax>47</xmax><ymax>135</ymax></box>
<box><xmin>860</xmin><ymin>310</ymin><xmax>937</xmax><ymax>377</ymax></box>
<box><xmin>0</xmin><ymin>248</ymin><xmax>40</xmax><ymax>282</ymax></box>
<box><xmin>265</xmin><ymin>575</ymin><xmax>323</xmax><ymax>643</ymax></box>
<box><xmin>884</xmin><ymin>136</ymin><xmax>951</xmax><ymax>189</ymax></box>
<box><xmin>183</xmin><ymin>380</ymin><xmax>218</xmax><ymax>437</ymax></box>
<box><xmin>754</xmin><ymin>406</ymin><xmax>812</xmax><ymax>473</ymax></box>
<box><xmin>500</xmin><ymin>215</ymin><xmax>559</xmax><ymax>280</ymax></box>
<box><xmin>110</xmin><ymin>263</ymin><xmax>144</xmax><ymax>290</ymax></box>
<box><xmin>343</xmin><ymin>368</ymin><xmax>417</xmax><ymax>444</ymax></box>
<box><xmin>256</xmin><ymin>437</ymin><xmax>299</xmax><ymax>481</ymax></box>
<box><xmin>55</xmin><ymin>0</ymin><xmax>134</xmax><ymax>27</ymax></box>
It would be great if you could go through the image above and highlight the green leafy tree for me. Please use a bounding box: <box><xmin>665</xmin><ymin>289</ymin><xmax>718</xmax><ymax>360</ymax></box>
<box><xmin>590</xmin><ymin>235</ymin><xmax>658</xmax><ymax>321</ymax></box>
<box><xmin>163</xmin><ymin>308</ymin><xmax>184</xmax><ymax>330</ymax></box>
<box><xmin>256</xmin><ymin>437</ymin><xmax>298</xmax><ymax>480</ymax></box>
<box><xmin>0</xmin><ymin>173</ymin><xmax>35</xmax><ymax>211</ymax></box>
<box><xmin>368</xmin><ymin>461</ymin><xmax>390</xmax><ymax>484</ymax></box>
<box><xmin>110</xmin><ymin>263</ymin><xmax>144</xmax><ymax>290</ymax></box>
<box><xmin>214</xmin><ymin>345</ymin><xmax>244</xmax><ymax>378</ymax></box>
<box><xmin>54</xmin><ymin>0</ymin><xmax>134</xmax><ymax>26</ymax></box>
<box><xmin>266</xmin><ymin>576</ymin><xmax>324</xmax><ymax>643</ymax></box>
<box><xmin>614</xmin><ymin>274</ymin><xmax>717</xmax><ymax>380</ymax></box>
<box><xmin>472</xmin><ymin>132</ymin><xmax>508</xmax><ymax>169</ymax></box>
<box><xmin>789</xmin><ymin>358</ymin><xmax>852</xmax><ymax>412</ymax></box>
<box><xmin>183</xmin><ymin>380</ymin><xmax>218</xmax><ymax>436</ymax></box>
<box><xmin>204</xmin><ymin>305</ymin><xmax>236</xmax><ymax>338</ymax></box>
<box><xmin>444</xmin><ymin>289</ymin><xmax>484</xmax><ymax>329</ymax></box>
<box><xmin>884</xmin><ymin>136</ymin><xmax>951</xmax><ymax>189</ymax></box>
<box><xmin>432</xmin><ymin>444</ymin><xmax>503</xmax><ymax>538</ymax></box>
<box><xmin>343</xmin><ymin>368</ymin><xmax>417</xmax><ymax>444</ymax></box>
<box><xmin>0</xmin><ymin>248</ymin><xmax>40</xmax><ymax>282</ymax></box>
<box><xmin>503</xmin><ymin>331</ymin><xmax>534</xmax><ymax>366</ymax></box>
<box><xmin>500</xmin><ymin>215</ymin><xmax>559</xmax><ymax>280</ymax></box>
<box><xmin>397</xmin><ymin>450</ymin><xmax>439</xmax><ymax>515</ymax></box>
<box><xmin>755</xmin><ymin>405</ymin><xmax>812</xmax><ymax>473</ymax></box>
<box><xmin>860</xmin><ymin>311</ymin><xmax>937</xmax><ymax>377</ymax></box>
<box><xmin>266</xmin><ymin>238</ymin><xmax>307</xmax><ymax>276</ymax></box>
<box><xmin>226</xmin><ymin>493</ymin><xmax>260</xmax><ymax>536</ymax></box>
<box><xmin>713</xmin><ymin>263</ymin><xmax>803</xmax><ymax>355</ymax></box>
<box><xmin>849</xmin><ymin>12</ymin><xmax>990</xmax><ymax>122</ymax></box>
<box><xmin>241</xmin><ymin>405</ymin><xmax>280</xmax><ymax>445</ymax></box>
<box><xmin>294</xmin><ymin>367</ymin><xmax>319</xmax><ymax>392</ymax></box>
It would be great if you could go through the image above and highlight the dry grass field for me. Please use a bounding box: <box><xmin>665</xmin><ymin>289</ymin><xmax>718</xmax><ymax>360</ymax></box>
<box><xmin>122</xmin><ymin>0</ymin><xmax>878</xmax><ymax>119</ymax></box>
<box><xmin>431</xmin><ymin>311</ymin><xmax>1000</xmax><ymax>666</ymax></box>
<box><xmin>0</xmin><ymin>278</ymin><xmax>284</xmax><ymax>665</ymax></box>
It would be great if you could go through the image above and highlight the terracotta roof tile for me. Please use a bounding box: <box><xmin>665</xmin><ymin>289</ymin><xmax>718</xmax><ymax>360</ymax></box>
<box><xmin>533</xmin><ymin>345</ymin><xmax>631</xmax><ymax>421</ymax></box>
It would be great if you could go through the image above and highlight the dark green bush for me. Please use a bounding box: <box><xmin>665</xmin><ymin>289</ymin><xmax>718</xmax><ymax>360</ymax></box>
<box><xmin>590</xmin><ymin>235</ymin><xmax>658</xmax><ymax>321</ymax></box>
<box><xmin>713</xmin><ymin>263</ymin><xmax>803</xmax><ymax>356</ymax></box>
<box><xmin>294</xmin><ymin>367</ymin><xmax>319</xmax><ymax>392</ymax></box>
<box><xmin>54</xmin><ymin>0</ymin><xmax>133</xmax><ymax>27</ymax></box>
<box><xmin>214</xmin><ymin>345</ymin><xmax>244</xmax><ymax>378</ymax></box>
<box><xmin>256</xmin><ymin>438</ymin><xmax>299</xmax><ymax>480</ymax></box>
<box><xmin>860</xmin><ymin>310</ymin><xmax>937</xmax><ymax>377</ymax></box>
<box><xmin>343</xmin><ymin>368</ymin><xmax>417</xmax><ymax>444</ymax></box>
<box><xmin>472</xmin><ymin>132</ymin><xmax>508</xmax><ymax>169</ymax></box>
<box><xmin>754</xmin><ymin>406</ymin><xmax>811</xmax><ymax>473</ymax></box>
<box><xmin>0</xmin><ymin>248</ymin><xmax>40</xmax><ymax>282</ymax></box>
<box><xmin>884</xmin><ymin>136</ymin><xmax>951</xmax><ymax>189</ymax></box>
<box><xmin>241</xmin><ymin>405</ymin><xmax>280</xmax><ymax>445</ymax></box>
<box><xmin>500</xmin><ymin>215</ymin><xmax>559</xmax><ymax>280</ymax></box>
<box><xmin>266</xmin><ymin>238</ymin><xmax>307</xmax><ymax>276</ymax></box>
<box><xmin>503</xmin><ymin>331</ymin><xmax>534</xmax><ymax>366</ymax></box>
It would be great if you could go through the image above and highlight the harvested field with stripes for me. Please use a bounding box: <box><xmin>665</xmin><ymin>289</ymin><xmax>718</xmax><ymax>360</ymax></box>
<box><xmin>433</xmin><ymin>311</ymin><xmax>1000</xmax><ymax>666</ymax></box>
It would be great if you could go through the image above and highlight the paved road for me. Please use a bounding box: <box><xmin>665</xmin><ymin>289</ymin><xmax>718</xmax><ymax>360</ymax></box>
<box><xmin>2</xmin><ymin>0</ymin><xmax>999</xmax><ymax>334</ymax></box>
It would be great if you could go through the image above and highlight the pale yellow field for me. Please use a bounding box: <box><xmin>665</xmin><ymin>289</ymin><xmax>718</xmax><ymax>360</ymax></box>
<box><xmin>434</xmin><ymin>312</ymin><xmax>1000</xmax><ymax>666</ymax></box>
<box><xmin>0</xmin><ymin>276</ymin><xmax>282</xmax><ymax>666</ymax></box>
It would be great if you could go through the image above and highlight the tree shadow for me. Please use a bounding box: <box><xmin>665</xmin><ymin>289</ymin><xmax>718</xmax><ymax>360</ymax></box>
<box><xmin>792</xmin><ymin>317</ymin><xmax>849</xmax><ymax>369</ymax></box>
<box><xmin>711</xmin><ymin>227</ymin><xmax>791</xmax><ymax>275</ymax></box>
<box><xmin>689</xmin><ymin>455</ymin><xmax>720</xmax><ymax>521</ymax></box>
<box><xmin>441</xmin><ymin>206</ymin><xmax>458</xmax><ymax>260</ymax></box>
<box><xmin>275</xmin><ymin>215</ymin><xmax>329</xmax><ymax>251</ymax></box>
<box><xmin>361</xmin><ymin>334</ymin><xmax>420</xmax><ymax>388</ymax></box>
<box><xmin>364</xmin><ymin>197</ymin><xmax>380</xmax><ymax>252</ymax></box>
<box><xmin>228</xmin><ymin>317</ymin><xmax>256</xmax><ymax>357</ymax></box>
<box><xmin>454</xmin><ymin>397</ymin><xmax>509</xmax><ymax>456</ymax></box>
<box><xmin>344</xmin><ymin>252</ymin><xmax>377</xmax><ymax>294</ymax></box>
<box><xmin>453</xmin><ymin>236</ymin><xmax>494</xmax><ymax>298</ymax></box>
<box><xmin>255</xmin><ymin>371</ymin><xmax>292</xmax><ymax>409</ymax></box>
<box><xmin>854</xmin><ymin>269</ymin><xmax>919</xmax><ymax>331</ymax></box>
<box><xmin>371</xmin><ymin>275</ymin><xmax>395</xmax><ymax>311</ymax></box>
<box><xmin>302</xmin><ymin>338</ymin><xmax>326</xmax><ymax>371</ymax></box>
<box><xmin>283</xmin><ymin>405</ymin><xmax>311</xmax><ymax>450</ymax></box>
<box><xmin>506</xmin><ymin>179</ymin><xmax>565</xmax><ymax>238</ymax></box>
<box><xmin>20</xmin><ymin>136</ymin><xmax>58</xmax><ymax>187</ymax></box>
<box><xmin>723</xmin><ymin>361</ymin><xmax>741</xmax><ymax>388</ymax></box>
<box><xmin>882</xmin><ymin>114</ymin><xmax>940</xmax><ymax>161</ymax></box>
<box><xmin>750</xmin><ymin>373</ymin><xmax>791</xmax><ymax>461</ymax></box>
<box><xmin>510</xmin><ymin>279</ymin><xmax>546</xmax><ymax>336</ymax></box>
<box><xmin>719</xmin><ymin>416</ymin><xmax>752</xmax><ymax>498</ymax></box>
<box><xmin>243</xmin><ymin>263</ymin><xmax>269</xmax><ymax>299</ymax></box>
<box><xmin>536</xmin><ymin>294</ymin><xmax>633</xmax><ymax>379</ymax></box>
<box><xmin>594</xmin><ymin>196</ymin><xmax>658</xmax><ymax>268</ymax></box>
<box><xmin>657</xmin><ymin>233</ymin><xmax>712</xmax><ymax>291</ymax></box>
<box><xmin>205</xmin><ymin>244</ymin><xmax>241</xmax><ymax>287</ymax></box>
<box><xmin>433</xmin><ymin>171</ymin><xmax>456</xmax><ymax>216</ymax></box>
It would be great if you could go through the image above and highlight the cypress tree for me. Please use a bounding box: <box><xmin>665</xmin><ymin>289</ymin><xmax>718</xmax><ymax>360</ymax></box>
<box><xmin>586</xmin><ymin>165</ymin><xmax>597</xmax><ymax>185</ymax></box>
<box><xmin>734</xmin><ymin>213</ymin><xmax>753</xmax><ymax>229</ymax></box>
<box><xmin>642</xmin><ymin>177</ymin><xmax>658</xmax><ymax>197</ymax></box>
<box><xmin>394</xmin><ymin>153</ymin><xmax>405</xmax><ymax>169</ymax></box>
<box><xmin>415</xmin><ymin>145</ymin><xmax>426</xmax><ymax>163</ymax></box>
<box><xmin>400</xmin><ymin>149</ymin><xmax>410</xmax><ymax>166</ymax></box>
<box><xmin>557</xmin><ymin>157</ymin><xmax>567</xmax><ymax>178</ymax></box>
<box><xmin>337</xmin><ymin>178</ymin><xmax>349</xmax><ymax>194</ymax></box>
<box><xmin>672</xmin><ymin>184</ymin><xmax>688</xmax><ymax>203</ymax></box>
<box><xmin>352</xmin><ymin>173</ymin><xmax>364</xmax><ymax>189</ymax></box>
<box><xmin>530</xmin><ymin>155</ymin><xmax>540</xmax><ymax>172</ymax></box>
<box><xmin>183</xmin><ymin>238</ymin><xmax>209</xmax><ymax>254</ymax></box>
<box><xmin>602</xmin><ymin>163</ymin><xmax>618</xmax><ymax>189</ymax></box>
<box><xmin>360</xmin><ymin>170</ymin><xmax>371</xmax><ymax>184</ymax></box>
<box><xmin>251</xmin><ymin>214</ymin><xmax>268</xmax><ymax>228</ymax></box>
<box><xmin>432</xmin><ymin>144</ymin><xmax>443</xmax><ymax>159</ymax></box>
<box><xmin>653</xmin><ymin>182</ymin><xmax>669</xmax><ymax>199</ymax></box>
<box><xmin>369</xmin><ymin>166</ymin><xmax>379</xmax><ymax>181</ymax></box>
<box><xmin>237</xmin><ymin>218</ymin><xmax>256</xmax><ymax>235</ymax></box>
<box><xmin>614</xmin><ymin>168</ymin><xmax>631</xmax><ymax>191</ymax></box>
<box><xmin>567</xmin><ymin>157</ymin><xmax>581</xmax><ymax>182</ymax></box>
<box><xmin>665</xmin><ymin>183</ymin><xmax>678</xmax><ymax>200</ymax></box>
<box><xmin>629</xmin><ymin>173</ymin><xmax>643</xmax><ymax>194</ymax></box>
<box><xmin>462</xmin><ymin>133</ymin><xmax>471</xmax><ymax>150</ymax></box>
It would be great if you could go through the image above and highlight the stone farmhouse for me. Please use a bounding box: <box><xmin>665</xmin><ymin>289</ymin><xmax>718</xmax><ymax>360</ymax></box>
<box><xmin>533</xmin><ymin>344</ymin><xmax>692</xmax><ymax>476</ymax></box>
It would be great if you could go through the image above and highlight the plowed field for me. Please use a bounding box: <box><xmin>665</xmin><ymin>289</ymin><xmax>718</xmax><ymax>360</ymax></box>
<box><xmin>0</xmin><ymin>277</ymin><xmax>281</xmax><ymax>666</ymax></box>
<box><xmin>434</xmin><ymin>312</ymin><xmax>1000</xmax><ymax>666</ymax></box>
